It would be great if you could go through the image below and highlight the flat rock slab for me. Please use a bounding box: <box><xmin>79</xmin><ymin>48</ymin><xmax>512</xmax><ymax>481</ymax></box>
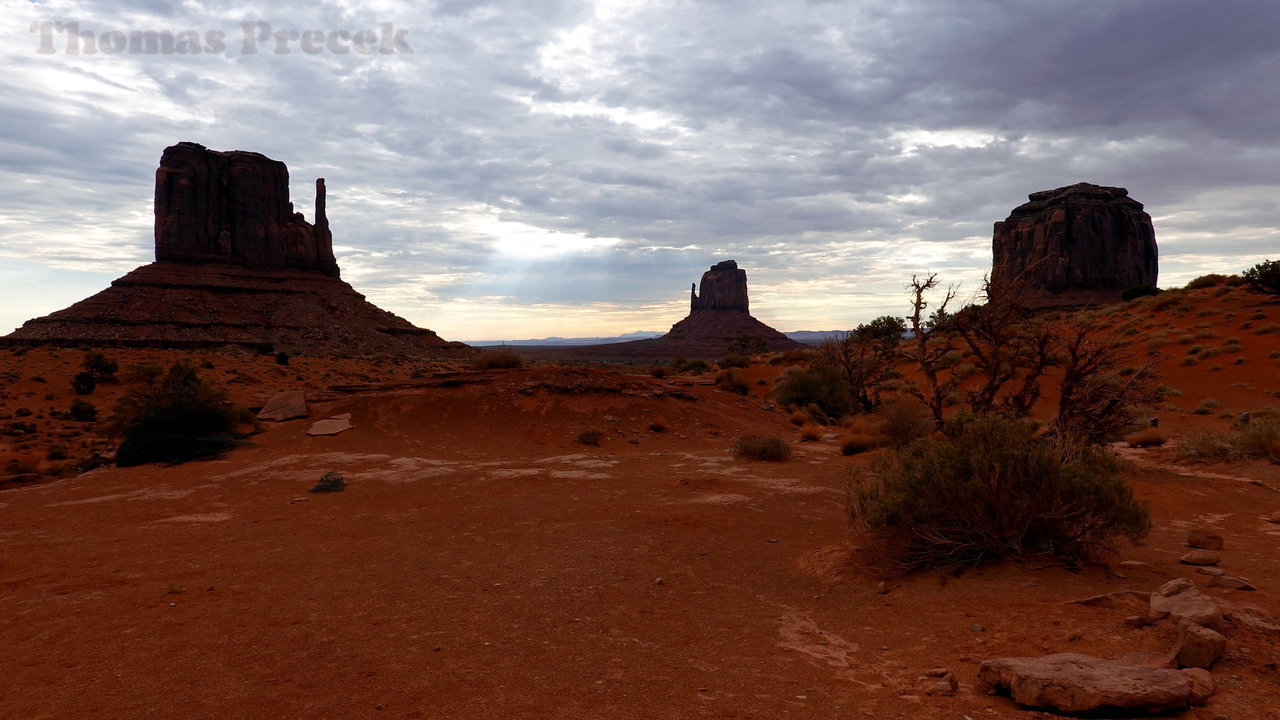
<box><xmin>978</xmin><ymin>653</ymin><xmax>1208</xmax><ymax>713</ymax></box>
<box><xmin>307</xmin><ymin>415</ymin><xmax>354</xmax><ymax>436</ymax></box>
<box><xmin>258</xmin><ymin>390</ymin><xmax>308</xmax><ymax>422</ymax></box>
<box><xmin>1180</xmin><ymin>549</ymin><xmax>1221</xmax><ymax>566</ymax></box>
<box><xmin>1149</xmin><ymin>579</ymin><xmax>1227</xmax><ymax>631</ymax></box>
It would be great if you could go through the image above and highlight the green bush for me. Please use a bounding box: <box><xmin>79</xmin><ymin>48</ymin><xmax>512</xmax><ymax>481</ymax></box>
<box><xmin>1243</xmin><ymin>260</ymin><xmax>1280</xmax><ymax>294</ymax></box>
<box><xmin>719</xmin><ymin>352</ymin><xmax>750</xmax><ymax>369</ymax></box>
<box><xmin>876</xmin><ymin>398</ymin><xmax>934</xmax><ymax>448</ymax></box>
<box><xmin>732</xmin><ymin>435</ymin><xmax>791</xmax><ymax>461</ymax></box>
<box><xmin>847</xmin><ymin>415</ymin><xmax>1150</xmax><ymax>571</ymax></box>
<box><xmin>471</xmin><ymin>347</ymin><xmax>524</xmax><ymax>370</ymax></box>
<box><xmin>771</xmin><ymin>364</ymin><xmax>854</xmax><ymax>418</ymax></box>
<box><xmin>1186</xmin><ymin>274</ymin><xmax>1230</xmax><ymax>290</ymax></box>
<box><xmin>111</xmin><ymin>361</ymin><xmax>252</xmax><ymax>467</ymax></box>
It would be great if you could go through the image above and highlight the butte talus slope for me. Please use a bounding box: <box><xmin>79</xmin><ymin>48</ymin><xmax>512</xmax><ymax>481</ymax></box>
<box><xmin>5</xmin><ymin>142</ymin><xmax>462</xmax><ymax>356</ymax></box>
<box><xmin>992</xmin><ymin>182</ymin><xmax>1159</xmax><ymax>307</ymax></box>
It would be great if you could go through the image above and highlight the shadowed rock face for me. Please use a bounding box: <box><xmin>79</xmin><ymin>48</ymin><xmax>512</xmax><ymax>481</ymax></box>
<box><xmin>690</xmin><ymin>260</ymin><xmax>749</xmax><ymax>313</ymax></box>
<box><xmin>992</xmin><ymin>182</ymin><xmax>1158</xmax><ymax>305</ymax></box>
<box><xmin>155</xmin><ymin>142</ymin><xmax>339</xmax><ymax>277</ymax></box>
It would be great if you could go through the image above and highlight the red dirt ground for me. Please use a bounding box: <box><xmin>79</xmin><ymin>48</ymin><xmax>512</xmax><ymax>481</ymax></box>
<box><xmin>4</xmin><ymin>284</ymin><xmax>1280</xmax><ymax>719</ymax></box>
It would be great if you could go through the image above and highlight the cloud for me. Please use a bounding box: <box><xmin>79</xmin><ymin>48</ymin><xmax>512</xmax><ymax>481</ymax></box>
<box><xmin>2</xmin><ymin>0</ymin><xmax>1279</xmax><ymax>338</ymax></box>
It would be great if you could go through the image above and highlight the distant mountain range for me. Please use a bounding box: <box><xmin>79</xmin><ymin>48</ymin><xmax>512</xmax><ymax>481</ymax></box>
<box><xmin>466</xmin><ymin>330</ymin><xmax>849</xmax><ymax>347</ymax></box>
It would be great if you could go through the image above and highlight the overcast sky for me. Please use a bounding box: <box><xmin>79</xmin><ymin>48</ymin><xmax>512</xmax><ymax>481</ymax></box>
<box><xmin>3</xmin><ymin>0</ymin><xmax>1279</xmax><ymax>340</ymax></box>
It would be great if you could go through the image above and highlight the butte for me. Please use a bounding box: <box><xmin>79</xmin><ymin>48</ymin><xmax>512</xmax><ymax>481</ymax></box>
<box><xmin>548</xmin><ymin>260</ymin><xmax>803</xmax><ymax>359</ymax></box>
<box><xmin>991</xmin><ymin>182</ymin><xmax>1159</xmax><ymax>307</ymax></box>
<box><xmin>4</xmin><ymin>142</ymin><xmax>462</xmax><ymax>356</ymax></box>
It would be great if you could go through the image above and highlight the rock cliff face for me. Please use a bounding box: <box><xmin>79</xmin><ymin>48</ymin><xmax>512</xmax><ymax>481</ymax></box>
<box><xmin>690</xmin><ymin>260</ymin><xmax>750</xmax><ymax>313</ymax></box>
<box><xmin>4</xmin><ymin>143</ymin><xmax>461</xmax><ymax>356</ymax></box>
<box><xmin>155</xmin><ymin>142</ymin><xmax>339</xmax><ymax>276</ymax></box>
<box><xmin>992</xmin><ymin>182</ymin><xmax>1158</xmax><ymax>306</ymax></box>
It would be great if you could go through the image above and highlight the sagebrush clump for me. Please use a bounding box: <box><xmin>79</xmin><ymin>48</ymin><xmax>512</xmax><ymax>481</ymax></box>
<box><xmin>471</xmin><ymin>347</ymin><xmax>524</xmax><ymax>370</ymax></box>
<box><xmin>847</xmin><ymin>415</ymin><xmax>1150</xmax><ymax>571</ymax></box>
<box><xmin>732</xmin><ymin>435</ymin><xmax>791</xmax><ymax>462</ymax></box>
<box><xmin>111</xmin><ymin>361</ymin><xmax>253</xmax><ymax>466</ymax></box>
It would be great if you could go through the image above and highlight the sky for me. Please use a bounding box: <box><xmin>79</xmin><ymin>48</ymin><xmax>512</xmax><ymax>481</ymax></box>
<box><xmin>2</xmin><ymin>0</ymin><xmax>1279</xmax><ymax>341</ymax></box>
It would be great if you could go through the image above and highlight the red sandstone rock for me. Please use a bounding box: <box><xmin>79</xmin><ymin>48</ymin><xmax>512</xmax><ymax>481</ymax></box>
<box><xmin>690</xmin><ymin>260</ymin><xmax>750</xmax><ymax>313</ymax></box>
<box><xmin>992</xmin><ymin>183</ymin><xmax>1158</xmax><ymax>306</ymax></box>
<box><xmin>978</xmin><ymin>653</ymin><xmax>1207</xmax><ymax>712</ymax></box>
<box><xmin>155</xmin><ymin>142</ymin><xmax>339</xmax><ymax>276</ymax></box>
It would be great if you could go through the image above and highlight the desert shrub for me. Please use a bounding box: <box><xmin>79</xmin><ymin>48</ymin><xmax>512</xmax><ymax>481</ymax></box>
<box><xmin>847</xmin><ymin>415</ymin><xmax>1150</xmax><ymax>571</ymax></box>
<box><xmin>841</xmin><ymin>432</ymin><xmax>881</xmax><ymax>456</ymax></box>
<box><xmin>1186</xmin><ymin>274</ymin><xmax>1230</xmax><ymax>290</ymax></box>
<box><xmin>771</xmin><ymin>348</ymin><xmax>815</xmax><ymax>366</ymax></box>
<box><xmin>471</xmin><ymin>347</ymin><xmax>524</xmax><ymax>370</ymax></box>
<box><xmin>876</xmin><ymin>398</ymin><xmax>933</xmax><ymax>448</ymax></box>
<box><xmin>788</xmin><ymin>410</ymin><xmax>808</xmax><ymax>426</ymax></box>
<box><xmin>726</xmin><ymin>335</ymin><xmax>768</xmax><ymax>357</ymax></box>
<box><xmin>648</xmin><ymin>416</ymin><xmax>667</xmax><ymax>433</ymax></box>
<box><xmin>1243</xmin><ymin>259</ymin><xmax>1280</xmax><ymax>294</ymax></box>
<box><xmin>715</xmin><ymin>369</ymin><xmax>750</xmax><ymax>395</ymax></box>
<box><xmin>68</xmin><ymin>400</ymin><xmax>98</xmax><ymax>422</ymax></box>
<box><xmin>1122</xmin><ymin>284</ymin><xmax>1161</xmax><ymax>301</ymax></box>
<box><xmin>1124</xmin><ymin>428</ymin><xmax>1167</xmax><ymax>447</ymax></box>
<box><xmin>719</xmin><ymin>352</ymin><xmax>750</xmax><ymax>369</ymax></box>
<box><xmin>671</xmin><ymin>358</ymin><xmax>710</xmax><ymax>374</ymax></box>
<box><xmin>1180</xmin><ymin>421</ymin><xmax>1280</xmax><ymax>462</ymax></box>
<box><xmin>576</xmin><ymin>429</ymin><xmax>604</xmax><ymax>446</ymax></box>
<box><xmin>122</xmin><ymin>362</ymin><xmax>165</xmax><ymax>385</ymax></box>
<box><xmin>1192</xmin><ymin>397</ymin><xmax>1221</xmax><ymax>415</ymax></box>
<box><xmin>771</xmin><ymin>364</ymin><xmax>853</xmax><ymax>418</ymax></box>
<box><xmin>81</xmin><ymin>352</ymin><xmax>118</xmax><ymax>383</ymax></box>
<box><xmin>732</xmin><ymin>435</ymin><xmax>791</xmax><ymax>462</ymax></box>
<box><xmin>71</xmin><ymin>372</ymin><xmax>96</xmax><ymax>395</ymax></box>
<box><xmin>1176</xmin><ymin>334</ymin><xmax>1195</xmax><ymax>344</ymax></box>
<box><xmin>274</xmin><ymin>351</ymin><xmax>290</xmax><ymax>366</ymax></box>
<box><xmin>648</xmin><ymin>363</ymin><xmax>671</xmax><ymax>379</ymax></box>
<box><xmin>46</xmin><ymin>444</ymin><xmax>69</xmax><ymax>461</ymax></box>
<box><xmin>799</xmin><ymin>424</ymin><xmax>823</xmax><ymax>442</ymax></box>
<box><xmin>111</xmin><ymin>361</ymin><xmax>252</xmax><ymax>467</ymax></box>
<box><xmin>4</xmin><ymin>459</ymin><xmax>37</xmax><ymax>475</ymax></box>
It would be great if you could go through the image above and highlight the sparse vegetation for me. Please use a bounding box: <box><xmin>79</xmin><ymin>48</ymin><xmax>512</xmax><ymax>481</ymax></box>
<box><xmin>714</xmin><ymin>368</ymin><xmax>750</xmax><ymax>395</ymax></box>
<box><xmin>1121</xmin><ymin>284</ymin><xmax>1161</xmax><ymax>301</ymax></box>
<box><xmin>731</xmin><ymin>435</ymin><xmax>791</xmax><ymax>461</ymax></box>
<box><xmin>1124</xmin><ymin>428</ymin><xmax>1167</xmax><ymax>448</ymax></box>
<box><xmin>1186</xmin><ymin>273</ymin><xmax>1231</xmax><ymax>290</ymax></box>
<box><xmin>111</xmin><ymin>361</ymin><xmax>253</xmax><ymax>467</ymax></box>
<box><xmin>576</xmin><ymin>429</ymin><xmax>604</xmax><ymax>446</ymax></box>
<box><xmin>771</xmin><ymin>364</ymin><xmax>852</xmax><ymax>417</ymax></box>
<box><xmin>1243</xmin><ymin>259</ymin><xmax>1280</xmax><ymax>295</ymax></box>
<box><xmin>1191</xmin><ymin>397</ymin><xmax>1221</xmax><ymax>415</ymax></box>
<box><xmin>847</xmin><ymin>415</ymin><xmax>1150</xmax><ymax>571</ymax></box>
<box><xmin>71</xmin><ymin>372</ymin><xmax>96</xmax><ymax>396</ymax></box>
<box><xmin>1180</xmin><ymin>421</ymin><xmax>1280</xmax><ymax>462</ymax></box>
<box><xmin>799</xmin><ymin>424</ymin><xmax>823</xmax><ymax>442</ymax></box>
<box><xmin>471</xmin><ymin>347</ymin><xmax>524</xmax><ymax>370</ymax></box>
<box><xmin>68</xmin><ymin>400</ymin><xmax>98</xmax><ymax>422</ymax></box>
<box><xmin>81</xmin><ymin>352</ymin><xmax>118</xmax><ymax>383</ymax></box>
<box><xmin>840</xmin><ymin>432</ymin><xmax>881</xmax><ymax>456</ymax></box>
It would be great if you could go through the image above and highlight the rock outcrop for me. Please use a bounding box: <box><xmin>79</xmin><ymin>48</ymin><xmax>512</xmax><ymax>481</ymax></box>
<box><xmin>689</xmin><ymin>260</ymin><xmax>750</xmax><ymax>313</ymax></box>
<box><xmin>4</xmin><ymin>143</ymin><xmax>462</xmax><ymax>356</ymax></box>
<box><xmin>992</xmin><ymin>182</ymin><xmax>1158</xmax><ymax>306</ymax></box>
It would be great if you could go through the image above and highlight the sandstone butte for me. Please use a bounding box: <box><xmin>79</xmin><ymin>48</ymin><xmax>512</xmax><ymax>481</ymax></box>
<box><xmin>3</xmin><ymin>142</ymin><xmax>463</xmax><ymax>357</ymax></box>
<box><xmin>527</xmin><ymin>260</ymin><xmax>804</xmax><ymax>360</ymax></box>
<box><xmin>992</xmin><ymin>182</ymin><xmax>1159</xmax><ymax>307</ymax></box>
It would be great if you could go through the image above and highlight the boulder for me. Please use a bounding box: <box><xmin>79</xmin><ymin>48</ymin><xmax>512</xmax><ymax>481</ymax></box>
<box><xmin>257</xmin><ymin>390</ymin><xmax>308</xmax><ymax>422</ymax></box>
<box><xmin>1180</xmin><ymin>550</ymin><xmax>1221</xmax><ymax>566</ymax></box>
<box><xmin>977</xmin><ymin>653</ymin><xmax>1207</xmax><ymax>713</ymax></box>
<box><xmin>1173</xmin><ymin>623</ymin><xmax>1227</xmax><ymax>669</ymax></box>
<box><xmin>1148</xmin><ymin>579</ymin><xmax>1227</xmax><ymax>631</ymax></box>
<box><xmin>992</xmin><ymin>183</ymin><xmax>1158</xmax><ymax>306</ymax></box>
<box><xmin>1209</xmin><ymin>575</ymin><xmax>1257</xmax><ymax>591</ymax></box>
<box><xmin>309</xmin><ymin>470</ymin><xmax>345</xmax><ymax>493</ymax></box>
<box><xmin>1187</xmin><ymin>528</ymin><xmax>1224</xmax><ymax>551</ymax></box>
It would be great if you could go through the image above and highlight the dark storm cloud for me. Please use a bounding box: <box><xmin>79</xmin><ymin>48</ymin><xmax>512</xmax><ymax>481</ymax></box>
<box><xmin>2</xmin><ymin>0</ymin><xmax>1278</xmax><ymax>337</ymax></box>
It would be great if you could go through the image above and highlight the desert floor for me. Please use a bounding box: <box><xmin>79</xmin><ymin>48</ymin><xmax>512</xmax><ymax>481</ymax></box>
<box><xmin>5</xmin><ymin>284</ymin><xmax>1280</xmax><ymax>718</ymax></box>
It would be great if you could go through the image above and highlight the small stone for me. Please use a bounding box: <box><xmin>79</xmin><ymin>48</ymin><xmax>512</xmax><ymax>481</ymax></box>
<box><xmin>655</xmin><ymin>577</ymin><xmax>664</xmax><ymax>585</ymax></box>
<box><xmin>310</xmin><ymin>470</ymin><xmax>345</xmax><ymax>493</ymax></box>
<box><xmin>289</xmin><ymin>496</ymin><xmax>309</xmax><ymax>504</ymax></box>
<box><xmin>1187</xmin><ymin>529</ymin><xmax>1224</xmax><ymax>551</ymax></box>
<box><xmin>1196</xmin><ymin>566</ymin><xmax>1226</xmax><ymax>576</ymax></box>
<box><xmin>1181</xmin><ymin>668</ymin><xmax>1215</xmax><ymax>706</ymax></box>
<box><xmin>925</xmin><ymin>673</ymin><xmax>958</xmax><ymax>696</ymax></box>
<box><xmin>1123</xmin><ymin>615</ymin><xmax>1150</xmax><ymax>629</ymax></box>
<box><xmin>1174</xmin><ymin>623</ymin><xmax>1227</xmax><ymax>669</ymax></box>
<box><xmin>1266</xmin><ymin>512</ymin><xmax>1280</xmax><ymax>524</ymax></box>
<box><xmin>876</xmin><ymin>581</ymin><xmax>889</xmax><ymax>594</ymax></box>
<box><xmin>924</xmin><ymin>667</ymin><xmax>951</xmax><ymax>678</ymax></box>
<box><xmin>1208</xmin><ymin>575</ymin><xmax>1256</xmax><ymax>591</ymax></box>
<box><xmin>1180</xmin><ymin>550</ymin><xmax>1221</xmax><ymax>566</ymax></box>
<box><xmin>970</xmin><ymin>624</ymin><xmax>986</xmax><ymax>633</ymax></box>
